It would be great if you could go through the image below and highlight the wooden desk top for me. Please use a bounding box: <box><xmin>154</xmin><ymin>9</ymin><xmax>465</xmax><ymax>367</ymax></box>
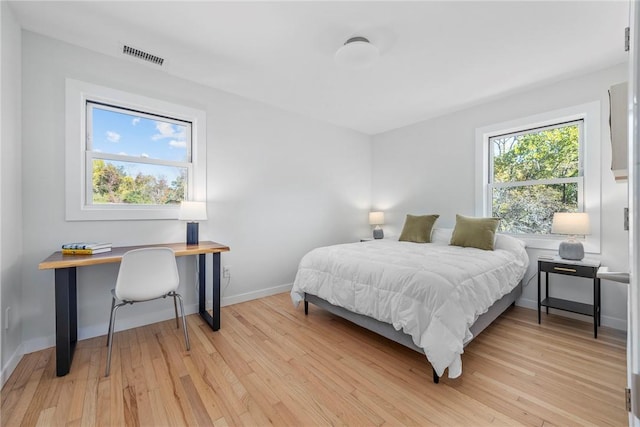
<box><xmin>39</xmin><ymin>241</ymin><xmax>230</xmax><ymax>270</ymax></box>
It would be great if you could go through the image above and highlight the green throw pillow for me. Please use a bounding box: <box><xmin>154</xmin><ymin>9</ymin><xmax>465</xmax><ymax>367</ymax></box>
<box><xmin>398</xmin><ymin>214</ymin><xmax>440</xmax><ymax>243</ymax></box>
<box><xmin>450</xmin><ymin>215</ymin><xmax>500</xmax><ymax>250</ymax></box>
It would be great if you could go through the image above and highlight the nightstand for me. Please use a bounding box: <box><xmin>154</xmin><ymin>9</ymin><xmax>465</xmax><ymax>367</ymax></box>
<box><xmin>537</xmin><ymin>257</ymin><xmax>602</xmax><ymax>338</ymax></box>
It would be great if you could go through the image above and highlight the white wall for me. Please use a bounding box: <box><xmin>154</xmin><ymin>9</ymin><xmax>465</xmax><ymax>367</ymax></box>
<box><xmin>372</xmin><ymin>63</ymin><xmax>629</xmax><ymax>330</ymax></box>
<box><xmin>20</xmin><ymin>31</ymin><xmax>371</xmax><ymax>353</ymax></box>
<box><xmin>1</xmin><ymin>2</ymin><xmax>24</xmax><ymax>384</ymax></box>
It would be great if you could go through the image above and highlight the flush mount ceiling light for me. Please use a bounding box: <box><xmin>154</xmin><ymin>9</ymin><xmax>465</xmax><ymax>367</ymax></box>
<box><xmin>335</xmin><ymin>36</ymin><xmax>380</xmax><ymax>68</ymax></box>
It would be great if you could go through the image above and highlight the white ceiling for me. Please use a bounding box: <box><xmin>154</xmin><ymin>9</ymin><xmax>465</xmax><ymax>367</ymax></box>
<box><xmin>8</xmin><ymin>1</ymin><xmax>629</xmax><ymax>135</ymax></box>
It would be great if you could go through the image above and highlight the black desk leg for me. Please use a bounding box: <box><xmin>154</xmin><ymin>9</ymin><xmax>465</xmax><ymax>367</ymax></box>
<box><xmin>597</xmin><ymin>278</ymin><xmax>601</xmax><ymax>327</ymax></box>
<box><xmin>55</xmin><ymin>267</ymin><xmax>77</xmax><ymax>376</ymax></box>
<box><xmin>537</xmin><ymin>265</ymin><xmax>541</xmax><ymax>324</ymax></box>
<box><xmin>198</xmin><ymin>253</ymin><xmax>221</xmax><ymax>331</ymax></box>
<box><xmin>198</xmin><ymin>253</ymin><xmax>206</xmax><ymax>320</ymax></box>
<box><xmin>212</xmin><ymin>253</ymin><xmax>221</xmax><ymax>331</ymax></box>
<box><xmin>593</xmin><ymin>277</ymin><xmax>599</xmax><ymax>338</ymax></box>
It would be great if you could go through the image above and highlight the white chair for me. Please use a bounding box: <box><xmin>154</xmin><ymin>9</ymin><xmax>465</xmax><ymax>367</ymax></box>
<box><xmin>105</xmin><ymin>247</ymin><xmax>190</xmax><ymax>376</ymax></box>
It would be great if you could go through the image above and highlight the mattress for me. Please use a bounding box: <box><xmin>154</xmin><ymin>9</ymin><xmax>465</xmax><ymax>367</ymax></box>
<box><xmin>290</xmin><ymin>229</ymin><xmax>529</xmax><ymax>378</ymax></box>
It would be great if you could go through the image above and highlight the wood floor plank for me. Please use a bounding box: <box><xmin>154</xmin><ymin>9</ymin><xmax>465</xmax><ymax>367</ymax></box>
<box><xmin>181</xmin><ymin>352</ymin><xmax>225</xmax><ymax>422</ymax></box>
<box><xmin>9</xmin><ymin>352</ymin><xmax>54</xmax><ymax>427</ymax></box>
<box><xmin>79</xmin><ymin>349</ymin><xmax>101</xmax><ymax>427</ymax></box>
<box><xmin>34</xmin><ymin>406</ymin><xmax>56</xmax><ymax>427</ymax></box>
<box><xmin>1</xmin><ymin>293</ymin><xmax>628</xmax><ymax>426</ymax></box>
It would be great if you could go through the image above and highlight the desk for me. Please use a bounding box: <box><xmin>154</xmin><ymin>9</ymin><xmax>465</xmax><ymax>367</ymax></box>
<box><xmin>39</xmin><ymin>241</ymin><xmax>230</xmax><ymax>376</ymax></box>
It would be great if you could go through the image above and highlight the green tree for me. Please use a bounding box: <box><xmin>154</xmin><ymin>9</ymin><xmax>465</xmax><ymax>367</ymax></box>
<box><xmin>492</xmin><ymin>124</ymin><xmax>580</xmax><ymax>234</ymax></box>
<box><xmin>166</xmin><ymin>171</ymin><xmax>186</xmax><ymax>204</ymax></box>
<box><xmin>92</xmin><ymin>159</ymin><xmax>126</xmax><ymax>203</ymax></box>
<box><xmin>91</xmin><ymin>160</ymin><xmax>185</xmax><ymax>206</ymax></box>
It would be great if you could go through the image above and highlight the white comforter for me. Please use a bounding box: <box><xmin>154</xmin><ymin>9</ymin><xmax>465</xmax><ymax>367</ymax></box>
<box><xmin>290</xmin><ymin>229</ymin><xmax>529</xmax><ymax>378</ymax></box>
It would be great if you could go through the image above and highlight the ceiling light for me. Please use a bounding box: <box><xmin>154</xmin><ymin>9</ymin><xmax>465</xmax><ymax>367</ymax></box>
<box><xmin>335</xmin><ymin>36</ymin><xmax>379</xmax><ymax>68</ymax></box>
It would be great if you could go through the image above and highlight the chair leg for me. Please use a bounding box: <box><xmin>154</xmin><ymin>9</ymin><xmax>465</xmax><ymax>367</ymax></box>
<box><xmin>106</xmin><ymin>295</ymin><xmax>116</xmax><ymax>347</ymax></box>
<box><xmin>105</xmin><ymin>303</ymin><xmax>123</xmax><ymax>377</ymax></box>
<box><xmin>173</xmin><ymin>294</ymin><xmax>179</xmax><ymax>329</ymax></box>
<box><xmin>175</xmin><ymin>293</ymin><xmax>191</xmax><ymax>351</ymax></box>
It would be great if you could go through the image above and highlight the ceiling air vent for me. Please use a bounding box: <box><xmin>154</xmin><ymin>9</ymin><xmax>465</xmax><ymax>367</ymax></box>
<box><xmin>122</xmin><ymin>45</ymin><xmax>164</xmax><ymax>66</ymax></box>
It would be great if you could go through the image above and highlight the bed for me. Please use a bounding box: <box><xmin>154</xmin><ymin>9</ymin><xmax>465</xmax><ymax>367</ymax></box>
<box><xmin>290</xmin><ymin>228</ymin><xmax>529</xmax><ymax>382</ymax></box>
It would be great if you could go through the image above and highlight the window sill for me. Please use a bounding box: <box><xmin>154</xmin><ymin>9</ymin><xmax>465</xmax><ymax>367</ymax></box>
<box><xmin>66</xmin><ymin>205</ymin><xmax>180</xmax><ymax>221</ymax></box>
<box><xmin>507</xmin><ymin>233</ymin><xmax>599</xmax><ymax>254</ymax></box>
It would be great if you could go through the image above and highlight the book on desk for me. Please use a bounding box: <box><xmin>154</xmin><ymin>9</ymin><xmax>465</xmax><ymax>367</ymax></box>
<box><xmin>61</xmin><ymin>242</ymin><xmax>112</xmax><ymax>255</ymax></box>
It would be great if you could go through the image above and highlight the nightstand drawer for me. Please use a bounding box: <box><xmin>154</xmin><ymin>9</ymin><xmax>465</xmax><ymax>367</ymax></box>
<box><xmin>539</xmin><ymin>261</ymin><xmax>596</xmax><ymax>277</ymax></box>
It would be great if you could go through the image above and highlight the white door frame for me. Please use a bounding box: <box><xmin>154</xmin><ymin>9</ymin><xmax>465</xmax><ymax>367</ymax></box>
<box><xmin>629</xmin><ymin>1</ymin><xmax>639</xmax><ymax>424</ymax></box>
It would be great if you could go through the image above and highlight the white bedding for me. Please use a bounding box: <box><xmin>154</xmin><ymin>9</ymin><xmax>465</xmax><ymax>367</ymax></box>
<box><xmin>290</xmin><ymin>229</ymin><xmax>529</xmax><ymax>378</ymax></box>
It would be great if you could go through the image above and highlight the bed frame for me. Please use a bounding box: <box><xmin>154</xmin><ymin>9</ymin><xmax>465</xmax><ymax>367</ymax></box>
<box><xmin>303</xmin><ymin>281</ymin><xmax>522</xmax><ymax>383</ymax></box>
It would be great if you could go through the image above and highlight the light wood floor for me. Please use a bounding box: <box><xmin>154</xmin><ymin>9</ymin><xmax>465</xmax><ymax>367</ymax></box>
<box><xmin>1</xmin><ymin>292</ymin><xmax>627</xmax><ymax>426</ymax></box>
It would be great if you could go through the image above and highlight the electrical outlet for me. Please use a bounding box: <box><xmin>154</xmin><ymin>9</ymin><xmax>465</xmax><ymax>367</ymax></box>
<box><xmin>223</xmin><ymin>266</ymin><xmax>231</xmax><ymax>278</ymax></box>
<box><xmin>4</xmin><ymin>307</ymin><xmax>10</xmax><ymax>330</ymax></box>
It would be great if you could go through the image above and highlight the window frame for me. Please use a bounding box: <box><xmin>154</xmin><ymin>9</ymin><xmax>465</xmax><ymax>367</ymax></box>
<box><xmin>65</xmin><ymin>79</ymin><xmax>206</xmax><ymax>221</ymax></box>
<box><xmin>475</xmin><ymin>102</ymin><xmax>601</xmax><ymax>252</ymax></box>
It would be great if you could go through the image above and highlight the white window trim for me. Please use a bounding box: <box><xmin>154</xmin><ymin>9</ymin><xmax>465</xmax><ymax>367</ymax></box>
<box><xmin>65</xmin><ymin>78</ymin><xmax>206</xmax><ymax>221</ymax></box>
<box><xmin>475</xmin><ymin>102</ymin><xmax>601</xmax><ymax>252</ymax></box>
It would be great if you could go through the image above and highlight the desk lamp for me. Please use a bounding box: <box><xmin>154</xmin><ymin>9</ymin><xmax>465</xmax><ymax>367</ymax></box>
<box><xmin>178</xmin><ymin>201</ymin><xmax>207</xmax><ymax>245</ymax></box>
<box><xmin>551</xmin><ymin>212</ymin><xmax>590</xmax><ymax>260</ymax></box>
<box><xmin>369</xmin><ymin>211</ymin><xmax>385</xmax><ymax>239</ymax></box>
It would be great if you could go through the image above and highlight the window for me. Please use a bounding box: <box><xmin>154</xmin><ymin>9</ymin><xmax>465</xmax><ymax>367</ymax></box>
<box><xmin>87</xmin><ymin>102</ymin><xmax>191</xmax><ymax>206</ymax></box>
<box><xmin>475</xmin><ymin>102</ymin><xmax>601</xmax><ymax>252</ymax></box>
<box><xmin>489</xmin><ymin>120</ymin><xmax>583</xmax><ymax>235</ymax></box>
<box><xmin>66</xmin><ymin>79</ymin><xmax>206</xmax><ymax>221</ymax></box>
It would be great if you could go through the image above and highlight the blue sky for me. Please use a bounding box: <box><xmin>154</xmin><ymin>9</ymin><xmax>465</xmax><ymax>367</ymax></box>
<box><xmin>91</xmin><ymin>106</ymin><xmax>188</xmax><ymax>161</ymax></box>
<box><xmin>90</xmin><ymin>105</ymin><xmax>189</xmax><ymax>182</ymax></box>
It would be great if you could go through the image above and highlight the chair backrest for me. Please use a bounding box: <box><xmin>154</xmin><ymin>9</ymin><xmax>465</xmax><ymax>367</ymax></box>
<box><xmin>115</xmin><ymin>247</ymin><xmax>180</xmax><ymax>301</ymax></box>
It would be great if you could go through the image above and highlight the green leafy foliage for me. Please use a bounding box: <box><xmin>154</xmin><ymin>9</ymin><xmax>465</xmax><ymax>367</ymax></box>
<box><xmin>91</xmin><ymin>159</ymin><xmax>185</xmax><ymax>205</ymax></box>
<box><xmin>492</xmin><ymin>124</ymin><xmax>580</xmax><ymax>234</ymax></box>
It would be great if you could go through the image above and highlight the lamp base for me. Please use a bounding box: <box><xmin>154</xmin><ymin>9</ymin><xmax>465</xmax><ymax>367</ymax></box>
<box><xmin>558</xmin><ymin>240</ymin><xmax>584</xmax><ymax>260</ymax></box>
<box><xmin>373</xmin><ymin>228</ymin><xmax>384</xmax><ymax>239</ymax></box>
<box><xmin>186</xmin><ymin>222</ymin><xmax>199</xmax><ymax>245</ymax></box>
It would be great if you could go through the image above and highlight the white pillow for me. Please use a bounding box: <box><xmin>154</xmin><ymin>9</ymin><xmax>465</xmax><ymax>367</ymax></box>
<box><xmin>494</xmin><ymin>233</ymin><xmax>527</xmax><ymax>251</ymax></box>
<box><xmin>431</xmin><ymin>228</ymin><xmax>454</xmax><ymax>245</ymax></box>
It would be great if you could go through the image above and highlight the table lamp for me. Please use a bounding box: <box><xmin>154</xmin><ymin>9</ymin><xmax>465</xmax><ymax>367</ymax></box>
<box><xmin>369</xmin><ymin>211</ymin><xmax>385</xmax><ymax>239</ymax></box>
<box><xmin>551</xmin><ymin>212</ymin><xmax>590</xmax><ymax>260</ymax></box>
<box><xmin>178</xmin><ymin>201</ymin><xmax>207</xmax><ymax>245</ymax></box>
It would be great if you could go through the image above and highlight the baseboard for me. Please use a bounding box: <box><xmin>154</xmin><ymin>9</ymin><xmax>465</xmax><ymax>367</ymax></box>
<box><xmin>1</xmin><ymin>343</ymin><xmax>24</xmax><ymax>387</ymax></box>
<box><xmin>220</xmin><ymin>283</ymin><xmax>292</xmax><ymax>307</ymax></box>
<box><xmin>517</xmin><ymin>297</ymin><xmax>627</xmax><ymax>331</ymax></box>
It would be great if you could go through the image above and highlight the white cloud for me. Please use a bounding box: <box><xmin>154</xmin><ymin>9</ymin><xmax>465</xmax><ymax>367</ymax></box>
<box><xmin>169</xmin><ymin>140</ymin><xmax>187</xmax><ymax>149</ymax></box>
<box><xmin>132</xmin><ymin>117</ymin><xmax>140</xmax><ymax>126</ymax></box>
<box><xmin>118</xmin><ymin>151</ymin><xmax>127</xmax><ymax>156</ymax></box>
<box><xmin>152</xmin><ymin>121</ymin><xmax>186</xmax><ymax>141</ymax></box>
<box><xmin>141</xmin><ymin>153</ymin><xmax>149</xmax><ymax>158</ymax></box>
<box><xmin>106</xmin><ymin>131</ymin><xmax>121</xmax><ymax>143</ymax></box>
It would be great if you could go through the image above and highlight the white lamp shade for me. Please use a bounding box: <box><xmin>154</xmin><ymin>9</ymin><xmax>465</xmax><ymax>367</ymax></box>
<box><xmin>369</xmin><ymin>211</ymin><xmax>385</xmax><ymax>225</ymax></box>
<box><xmin>335</xmin><ymin>37</ymin><xmax>379</xmax><ymax>68</ymax></box>
<box><xmin>178</xmin><ymin>201</ymin><xmax>207</xmax><ymax>221</ymax></box>
<box><xmin>551</xmin><ymin>212</ymin><xmax>590</xmax><ymax>235</ymax></box>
